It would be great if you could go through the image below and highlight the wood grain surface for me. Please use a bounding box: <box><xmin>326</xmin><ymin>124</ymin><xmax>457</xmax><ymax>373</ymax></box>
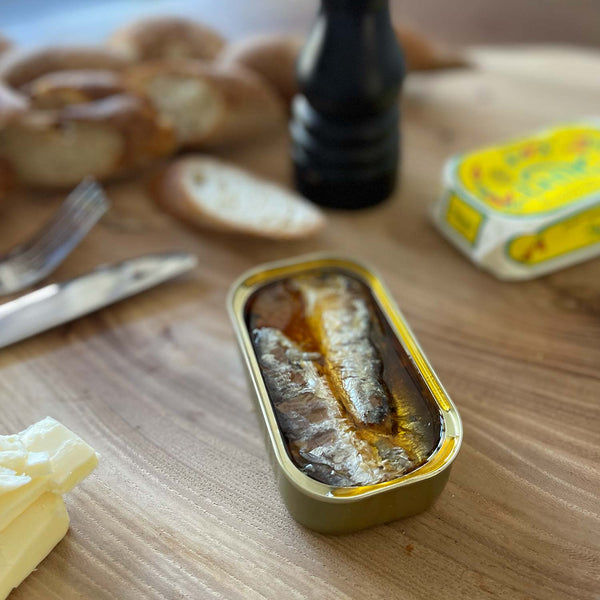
<box><xmin>0</xmin><ymin>47</ymin><xmax>599</xmax><ymax>600</ymax></box>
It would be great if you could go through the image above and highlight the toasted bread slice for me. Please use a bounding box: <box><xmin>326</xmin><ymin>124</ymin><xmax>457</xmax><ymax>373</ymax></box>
<box><xmin>153</xmin><ymin>156</ymin><xmax>325</xmax><ymax>240</ymax></box>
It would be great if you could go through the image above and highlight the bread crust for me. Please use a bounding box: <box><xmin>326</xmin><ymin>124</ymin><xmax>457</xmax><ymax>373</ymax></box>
<box><xmin>23</xmin><ymin>69</ymin><xmax>126</xmax><ymax>109</ymax></box>
<box><xmin>0</xmin><ymin>46</ymin><xmax>131</xmax><ymax>88</ymax></box>
<box><xmin>60</xmin><ymin>94</ymin><xmax>175</xmax><ymax>167</ymax></box>
<box><xmin>219</xmin><ymin>34</ymin><xmax>303</xmax><ymax>107</ymax></box>
<box><xmin>107</xmin><ymin>16</ymin><xmax>225</xmax><ymax>62</ymax></box>
<box><xmin>0</xmin><ymin>94</ymin><xmax>175</xmax><ymax>188</ymax></box>
<box><xmin>395</xmin><ymin>26</ymin><xmax>468</xmax><ymax>71</ymax></box>
<box><xmin>152</xmin><ymin>156</ymin><xmax>325</xmax><ymax>240</ymax></box>
<box><xmin>0</xmin><ymin>82</ymin><xmax>29</xmax><ymax>125</ymax></box>
<box><xmin>217</xmin><ymin>27</ymin><xmax>467</xmax><ymax>110</ymax></box>
<box><xmin>125</xmin><ymin>60</ymin><xmax>285</xmax><ymax>148</ymax></box>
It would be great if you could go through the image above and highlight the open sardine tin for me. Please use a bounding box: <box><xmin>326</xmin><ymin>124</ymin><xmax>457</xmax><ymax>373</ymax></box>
<box><xmin>228</xmin><ymin>255</ymin><xmax>462</xmax><ymax>534</ymax></box>
<box><xmin>432</xmin><ymin>122</ymin><xmax>600</xmax><ymax>280</ymax></box>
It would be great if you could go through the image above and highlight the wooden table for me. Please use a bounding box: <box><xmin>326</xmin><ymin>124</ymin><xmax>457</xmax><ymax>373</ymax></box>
<box><xmin>1</xmin><ymin>36</ymin><xmax>599</xmax><ymax>600</ymax></box>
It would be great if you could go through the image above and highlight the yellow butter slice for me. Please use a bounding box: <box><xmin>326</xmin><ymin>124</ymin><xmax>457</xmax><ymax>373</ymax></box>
<box><xmin>19</xmin><ymin>417</ymin><xmax>69</xmax><ymax>450</ymax></box>
<box><xmin>0</xmin><ymin>450</ymin><xmax>27</xmax><ymax>473</ymax></box>
<box><xmin>0</xmin><ymin>477</ymin><xmax>49</xmax><ymax>532</ymax></box>
<box><xmin>0</xmin><ymin>492</ymin><xmax>69</xmax><ymax>600</ymax></box>
<box><xmin>47</xmin><ymin>438</ymin><xmax>99</xmax><ymax>493</ymax></box>
<box><xmin>19</xmin><ymin>417</ymin><xmax>99</xmax><ymax>493</ymax></box>
<box><xmin>0</xmin><ymin>466</ymin><xmax>30</xmax><ymax>494</ymax></box>
<box><xmin>0</xmin><ymin>435</ymin><xmax>24</xmax><ymax>453</ymax></box>
<box><xmin>23</xmin><ymin>451</ymin><xmax>51</xmax><ymax>478</ymax></box>
<box><xmin>0</xmin><ymin>450</ymin><xmax>50</xmax><ymax>479</ymax></box>
<box><xmin>0</xmin><ymin>417</ymin><xmax>99</xmax><ymax>598</ymax></box>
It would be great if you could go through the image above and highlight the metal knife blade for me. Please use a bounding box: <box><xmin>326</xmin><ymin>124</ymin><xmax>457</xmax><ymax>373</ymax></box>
<box><xmin>0</xmin><ymin>251</ymin><xmax>197</xmax><ymax>349</ymax></box>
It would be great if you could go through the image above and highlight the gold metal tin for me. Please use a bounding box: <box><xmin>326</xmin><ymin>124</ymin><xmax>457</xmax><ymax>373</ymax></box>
<box><xmin>228</xmin><ymin>254</ymin><xmax>462</xmax><ymax>534</ymax></box>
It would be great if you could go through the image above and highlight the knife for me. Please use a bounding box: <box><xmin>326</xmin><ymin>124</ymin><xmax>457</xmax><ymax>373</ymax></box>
<box><xmin>0</xmin><ymin>252</ymin><xmax>197</xmax><ymax>349</ymax></box>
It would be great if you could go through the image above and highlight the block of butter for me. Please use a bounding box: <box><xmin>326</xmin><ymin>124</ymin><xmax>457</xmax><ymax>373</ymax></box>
<box><xmin>431</xmin><ymin>122</ymin><xmax>600</xmax><ymax>280</ymax></box>
<box><xmin>0</xmin><ymin>494</ymin><xmax>69</xmax><ymax>600</ymax></box>
<box><xmin>0</xmin><ymin>417</ymin><xmax>98</xmax><ymax>599</ymax></box>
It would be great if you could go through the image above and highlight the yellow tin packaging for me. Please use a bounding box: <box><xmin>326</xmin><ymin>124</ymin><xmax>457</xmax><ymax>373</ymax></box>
<box><xmin>432</xmin><ymin>122</ymin><xmax>600</xmax><ymax>279</ymax></box>
<box><xmin>228</xmin><ymin>254</ymin><xmax>462</xmax><ymax>534</ymax></box>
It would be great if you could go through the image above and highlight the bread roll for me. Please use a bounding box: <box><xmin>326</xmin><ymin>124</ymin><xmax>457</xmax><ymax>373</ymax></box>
<box><xmin>0</xmin><ymin>94</ymin><xmax>175</xmax><ymax>188</ymax></box>
<box><xmin>219</xmin><ymin>28</ymin><xmax>468</xmax><ymax>112</ymax></box>
<box><xmin>125</xmin><ymin>60</ymin><xmax>285</xmax><ymax>148</ymax></box>
<box><xmin>395</xmin><ymin>26</ymin><xmax>468</xmax><ymax>71</ymax></box>
<box><xmin>0</xmin><ymin>82</ymin><xmax>28</xmax><ymax>125</ymax></box>
<box><xmin>219</xmin><ymin>34</ymin><xmax>303</xmax><ymax>106</ymax></box>
<box><xmin>0</xmin><ymin>46</ymin><xmax>131</xmax><ymax>89</ymax></box>
<box><xmin>152</xmin><ymin>156</ymin><xmax>325</xmax><ymax>240</ymax></box>
<box><xmin>23</xmin><ymin>69</ymin><xmax>126</xmax><ymax>109</ymax></box>
<box><xmin>107</xmin><ymin>16</ymin><xmax>225</xmax><ymax>62</ymax></box>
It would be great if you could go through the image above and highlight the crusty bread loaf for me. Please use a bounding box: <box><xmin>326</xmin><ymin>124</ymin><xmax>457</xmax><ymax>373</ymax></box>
<box><xmin>153</xmin><ymin>156</ymin><xmax>325</xmax><ymax>239</ymax></box>
<box><xmin>107</xmin><ymin>16</ymin><xmax>225</xmax><ymax>62</ymax></box>
<box><xmin>0</xmin><ymin>82</ymin><xmax>28</xmax><ymax>125</ymax></box>
<box><xmin>0</xmin><ymin>46</ymin><xmax>131</xmax><ymax>89</ymax></box>
<box><xmin>219</xmin><ymin>34</ymin><xmax>303</xmax><ymax>107</ymax></box>
<box><xmin>22</xmin><ymin>69</ymin><xmax>126</xmax><ymax>109</ymax></box>
<box><xmin>395</xmin><ymin>26</ymin><xmax>468</xmax><ymax>71</ymax></box>
<box><xmin>218</xmin><ymin>28</ymin><xmax>467</xmax><ymax>113</ymax></box>
<box><xmin>0</xmin><ymin>94</ymin><xmax>175</xmax><ymax>188</ymax></box>
<box><xmin>125</xmin><ymin>60</ymin><xmax>285</xmax><ymax>149</ymax></box>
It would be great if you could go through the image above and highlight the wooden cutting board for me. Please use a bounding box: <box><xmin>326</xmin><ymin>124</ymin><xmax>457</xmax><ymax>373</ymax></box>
<box><xmin>1</xmin><ymin>46</ymin><xmax>599</xmax><ymax>600</ymax></box>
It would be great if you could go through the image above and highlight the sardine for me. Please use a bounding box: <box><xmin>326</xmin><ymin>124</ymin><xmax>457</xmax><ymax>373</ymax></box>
<box><xmin>253</xmin><ymin>327</ymin><xmax>400</xmax><ymax>486</ymax></box>
<box><xmin>374</xmin><ymin>438</ymin><xmax>413</xmax><ymax>472</ymax></box>
<box><xmin>293</xmin><ymin>274</ymin><xmax>391</xmax><ymax>428</ymax></box>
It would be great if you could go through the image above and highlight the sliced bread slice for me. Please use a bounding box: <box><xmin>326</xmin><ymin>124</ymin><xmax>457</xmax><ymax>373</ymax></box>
<box><xmin>153</xmin><ymin>156</ymin><xmax>325</xmax><ymax>240</ymax></box>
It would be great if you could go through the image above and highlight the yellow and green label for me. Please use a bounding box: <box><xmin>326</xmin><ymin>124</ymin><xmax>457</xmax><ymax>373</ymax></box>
<box><xmin>454</xmin><ymin>125</ymin><xmax>600</xmax><ymax>217</ymax></box>
<box><xmin>445</xmin><ymin>193</ymin><xmax>484</xmax><ymax>244</ymax></box>
<box><xmin>507</xmin><ymin>204</ymin><xmax>600</xmax><ymax>265</ymax></box>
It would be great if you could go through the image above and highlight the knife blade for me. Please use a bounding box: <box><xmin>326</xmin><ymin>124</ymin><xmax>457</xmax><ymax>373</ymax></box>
<box><xmin>0</xmin><ymin>252</ymin><xmax>197</xmax><ymax>349</ymax></box>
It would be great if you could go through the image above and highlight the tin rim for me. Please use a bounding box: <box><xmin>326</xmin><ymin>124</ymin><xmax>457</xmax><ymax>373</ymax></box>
<box><xmin>228</xmin><ymin>253</ymin><xmax>463</xmax><ymax>503</ymax></box>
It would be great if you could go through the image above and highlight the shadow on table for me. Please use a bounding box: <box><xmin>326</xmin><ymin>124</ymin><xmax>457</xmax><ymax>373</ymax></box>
<box><xmin>0</xmin><ymin>277</ymin><xmax>203</xmax><ymax>368</ymax></box>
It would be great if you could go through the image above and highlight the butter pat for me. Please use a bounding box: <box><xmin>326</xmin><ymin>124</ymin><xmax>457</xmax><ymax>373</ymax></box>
<box><xmin>0</xmin><ymin>451</ymin><xmax>27</xmax><ymax>472</ymax></box>
<box><xmin>0</xmin><ymin>493</ymin><xmax>69</xmax><ymax>599</ymax></box>
<box><xmin>0</xmin><ymin>449</ymin><xmax>51</xmax><ymax>480</ymax></box>
<box><xmin>432</xmin><ymin>122</ymin><xmax>600</xmax><ymax>280</ymax></box>
<box><xmin>0</xmin><ymin>435</ymin><xmax>24</xmax><ymax>453</ymax></box>
<box><xmin>0</xmin><ymin>478</ymin><xmax>48</xmax><ymax>532</ymax></box>
<box><xmin>23</xmin><ymin>451</ymin><xmax>51</xmax><ymax>479</ymax></box>
<box><xmin>0</xmin><ymin>467</ymin><xmax>30</xmax><ymax>494</ymax></box>
<box><xmin>20</xmin><ymin>417</ymin><xmax>98</xmax><ymax>493</ymax></box>
<box><xmin>0</xmin><ymin>417</ymin><xmax>99</xmax><ymax>599</ymax></box>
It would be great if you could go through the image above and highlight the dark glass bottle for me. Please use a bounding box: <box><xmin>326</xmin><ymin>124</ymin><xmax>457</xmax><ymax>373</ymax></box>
<box><xmin>291</xmin><ymin>0</ymin><xmax>405</xmax><ymax>209</ymax></box>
